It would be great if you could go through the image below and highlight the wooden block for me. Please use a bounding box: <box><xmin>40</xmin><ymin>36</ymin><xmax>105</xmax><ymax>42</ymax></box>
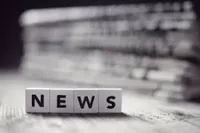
<box><xmin>74</xmin><ymin>88</ymin><xmax>98</xmax><ymax>113</ymax></box>
<box><xmin>26</xmin><ymin>88</ymin><xmax>50</xmax><ymax>113</ymax></box>
<box><xmin>98</xmin><ymin>88</ymin><xmax>122</xmax><ymax>113</ymax></box>
<box><xmin>50</xmin><ymin>88</ymin><xmax>74</xmax><ymax>113</ymax></box>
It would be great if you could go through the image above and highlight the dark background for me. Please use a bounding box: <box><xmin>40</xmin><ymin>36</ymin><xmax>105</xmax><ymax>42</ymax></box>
<box><xmin>0</xmin><ymin>0</ymin><xmax>200</xmax><ymax>69</ymax></box>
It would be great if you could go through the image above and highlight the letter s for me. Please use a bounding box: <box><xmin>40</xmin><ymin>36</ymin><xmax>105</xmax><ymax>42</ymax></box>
<box><xmin>107</xmin><ymin>96</ymin><xmax>116</xmax><ymax>109</ymax></box>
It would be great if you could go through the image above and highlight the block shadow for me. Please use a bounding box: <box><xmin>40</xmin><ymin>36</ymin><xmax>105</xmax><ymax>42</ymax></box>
<box><xmin>28</xmin><ymin>112</ymin><xmax>132</xmax><ymax>119</ymax></box>
<box><xmin>27</xmin><ymin>112</ymin><xmax>153</xmax><ymax>123</ymax></box>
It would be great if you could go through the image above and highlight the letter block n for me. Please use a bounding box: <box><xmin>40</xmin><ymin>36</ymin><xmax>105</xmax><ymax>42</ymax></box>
<box><xmin>26</xmin><ymin>88</ymin><xmax>50</xmax><ymax>113</ymax></box>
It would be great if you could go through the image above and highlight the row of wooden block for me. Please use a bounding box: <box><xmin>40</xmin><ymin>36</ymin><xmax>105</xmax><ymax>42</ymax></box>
<box><xmin>26</xmin><ymin>88</ymin><xmax>122</xmax><ymax>113</ymax></box>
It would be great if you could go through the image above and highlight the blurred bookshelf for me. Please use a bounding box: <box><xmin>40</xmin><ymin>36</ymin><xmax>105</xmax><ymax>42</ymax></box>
<box><xmin>20</xmin><ymin>1</ymin><xmax>200</xmax><ymax>101</ymax></box>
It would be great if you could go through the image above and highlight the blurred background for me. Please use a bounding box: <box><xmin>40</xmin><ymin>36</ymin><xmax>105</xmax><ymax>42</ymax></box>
<box><xmin>1</xmin><ymin>0</ymin><xmax>200</xmax><ymax>101</ymax></box>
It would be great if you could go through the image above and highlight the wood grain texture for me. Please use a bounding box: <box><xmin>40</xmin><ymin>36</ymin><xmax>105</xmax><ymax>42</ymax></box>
<box><xmin>0</xmin><ymin>73</ymin><xmax>200</xmax><ymax>133</ymax></box>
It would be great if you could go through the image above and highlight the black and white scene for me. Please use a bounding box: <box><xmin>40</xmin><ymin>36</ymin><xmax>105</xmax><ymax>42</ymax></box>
<box><xmin>1</xmin><ymin>0</ymin><xmax>200</xmax><ymax>133</ymax></box>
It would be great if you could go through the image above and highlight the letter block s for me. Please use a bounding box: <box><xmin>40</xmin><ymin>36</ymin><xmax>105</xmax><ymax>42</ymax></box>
<box><xmin>26</xmin><ymin>88</ymin><xmax>50</xmax><ymax>113</ymax></box>
<box><xmin>99</xmin><ymin>88</ymin><xmax>122</xmax><ymax>113</ymax></box>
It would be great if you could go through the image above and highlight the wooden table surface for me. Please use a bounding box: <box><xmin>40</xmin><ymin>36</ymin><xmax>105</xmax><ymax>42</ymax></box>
<box><xmin>0</xmin><ymin>72</ymin><xmax>200</xmax><ymax>133</ymax></box>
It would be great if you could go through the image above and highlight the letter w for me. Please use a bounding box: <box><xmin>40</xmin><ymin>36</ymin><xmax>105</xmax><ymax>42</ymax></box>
<box><xmin>77</xmin><ymin>96</ymin><xmax>95</xmax><ymax>109</ymax></box>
